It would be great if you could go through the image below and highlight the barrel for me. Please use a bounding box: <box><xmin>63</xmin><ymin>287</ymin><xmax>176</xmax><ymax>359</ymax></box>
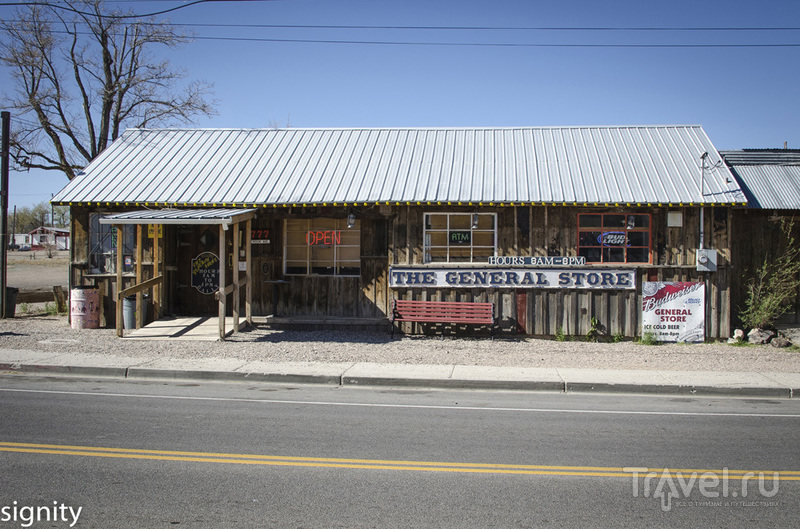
<box><xmin>70</xmin><ymin>286</ymin><xmax>100</xmax><ymax>329</ymax></box>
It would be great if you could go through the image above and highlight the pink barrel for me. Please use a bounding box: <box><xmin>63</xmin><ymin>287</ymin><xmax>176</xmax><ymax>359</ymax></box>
<box><xmin>70</xmin><ymin>287</ymin><xmax>100</xmax><ymax>329</ymax></box>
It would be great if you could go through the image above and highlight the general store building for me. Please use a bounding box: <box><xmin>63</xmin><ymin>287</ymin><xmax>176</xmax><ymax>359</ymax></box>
<box><xmin>52</xmin><ymin>126</ymin><xmax>747</xmax><ymax>338</ymax></box>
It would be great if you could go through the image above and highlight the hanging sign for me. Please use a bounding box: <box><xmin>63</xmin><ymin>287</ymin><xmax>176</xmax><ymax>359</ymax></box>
<box><xmin>389</xmin><ymin>267</ymin><xmax>635</xmax><ymax>290</ymax></box>
<box><xmin>191</xmin><ymin>252</ymin><xmax>220</xmax><ymax>295</ymax></box>
<box><xmin>599</xmin><ymin>231</ymin><xmax>626</xmax><ymax>246</ymax></box>
<box><xmin>449</xmin><ymin>231</ymin><xmax>471</xmax><ymax>245</ymax></box>
<box><xmin>306</xmin><ymin>230</ymin><xmax>341</xmax><ymax>246</ymax></box>
<box><xmin>641</xmin><ymin>282</ymin><xmax>705</xmax><ymax>342</ymax></box>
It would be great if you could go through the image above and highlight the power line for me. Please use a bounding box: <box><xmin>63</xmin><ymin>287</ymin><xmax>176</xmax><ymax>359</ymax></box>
<box><xmin>1</xmin><ymin>3</ymin><xmax>798</xmax><ymax>31</ymax></box>
<box><xmin>192</xmin><ymin>35</ymin><xmax>800</xmax><ymax>48</ymax></box>
<box><xmin>10</xmin><ymin>27</ymin><xmax>800</xmax><ymax>48</ymax></box>
<box><xmin>0</xmin><ymin>0</ymin><xmax>284</xmax><ymax>19</ymax></box>
<box><xmin>3</xmin><ymin>16</ymin><xmax>799</xmax><ymax>32</ymax></box>
<box><xmin>139</xmin><ymin>23</ymin><xmax>800</xmax><ymax>32</ymax></box>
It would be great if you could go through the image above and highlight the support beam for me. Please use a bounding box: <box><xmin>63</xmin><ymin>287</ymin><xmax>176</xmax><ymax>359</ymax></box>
<box><xmin>245</xmin><ymin>218</ymin><xmax>252</xmax><ymax>325</ymax></box>
<box><xmin>153</xmin><ymin>223</ymin><xmax>161</xmax><ymax>320</ymax></box>
<box><xmin>218</xmin><ymin>224</ymin><xmax>226</xmax><ymax>340</ymax></box>
<box><xmin>136</xmin><ymin>225</ymin><xmax>143</xmax><ymax>329</ymax></box>
<box><xmin>115</xmin><ymin>225</ymin><xmax>124</xmax><ymax>337</ymax></box>
<box><xmin>233</xmin><ymin>222</ymin><xmax>240</xmax><ymax>333</ymax></box>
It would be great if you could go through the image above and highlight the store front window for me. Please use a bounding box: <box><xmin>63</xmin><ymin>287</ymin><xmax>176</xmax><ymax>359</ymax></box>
<box><xmin>577</xmin><ymin>213</ymin><xmax>651</xmax><ymax>264</ymax></box>
<box><xmin>424</xmin><ymin>213</ymin><xmax>497</xmax><ymax>263</ymax></box>
<box><xmin>284</xmin><ymin>218</ymin><xmax>361</xmax><ymax>276</ymax></box>
<box><xmin>89</xmin><ymin>213</ymin><xmax>135</xmax><ymax>274</ymax></box>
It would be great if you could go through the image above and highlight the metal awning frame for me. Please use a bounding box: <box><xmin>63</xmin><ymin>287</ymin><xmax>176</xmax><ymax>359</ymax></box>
<box><xmin>103</xmin><ymin>209</ymin><xmax>254</xmax><ymax>340</ymax></box>
<box><xmin>99</xmin><ymin>208</ymin><xmax>256</xmax><ymax>229</ymax></box>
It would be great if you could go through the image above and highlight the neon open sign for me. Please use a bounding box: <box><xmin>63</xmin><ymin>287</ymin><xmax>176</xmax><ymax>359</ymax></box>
<box><xmin>306</xmin><ymin>230</ymin><xmax>342</xmax><ymax>246</ymax></box>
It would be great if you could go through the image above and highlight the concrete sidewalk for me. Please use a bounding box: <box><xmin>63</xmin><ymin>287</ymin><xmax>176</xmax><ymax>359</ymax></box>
<box><xmin>2</xmin><ymin>348</ymin><xmax>799</xmax><ymax>398</ymax></box>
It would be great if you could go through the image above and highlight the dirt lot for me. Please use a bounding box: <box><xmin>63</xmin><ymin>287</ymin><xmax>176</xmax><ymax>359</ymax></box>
<box><xmin>6</xmin><ymin>249</ymin><xmax>69</xmax><ymax>292</ymax></box>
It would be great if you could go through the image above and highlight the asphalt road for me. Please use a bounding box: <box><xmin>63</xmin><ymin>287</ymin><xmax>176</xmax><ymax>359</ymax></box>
<box><xmin>1</xmin><ymin>374</ymin><xmax>798</xmax><ymax>528</ymax></box>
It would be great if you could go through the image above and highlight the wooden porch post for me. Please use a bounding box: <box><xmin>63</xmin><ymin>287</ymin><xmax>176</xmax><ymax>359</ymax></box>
<box><xmin>115</xmin><ymin>225</ymin><xmax>124</xmax><ymax>337</ymax></box>
<box><xmin>218</xmin><ymin>224</ymin><xmax>227</xmax><ymax>340</ymax></box>
<box><xmin>245</xmin><ymin>218</ymin><xmax>252</xmax><ymax>326</ymax></box>
<box><xmin>135</xmin><ymin>225</ymin><xmax>143</xmax><ymax>329</ymax></box>
<box><xmin>232</xmin><ymin>222</ymin><xmax>240</xmax><ymax>334</ymax></box>
<box><xmin>153</xmin><ymin>223</ymin><xmax>161</xmax><ymax>320</ymax></box>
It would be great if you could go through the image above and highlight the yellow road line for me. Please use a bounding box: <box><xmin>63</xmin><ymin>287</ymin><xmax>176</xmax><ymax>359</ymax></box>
<box><xmin>1</xmin><ymin>442</ymin><xmax>798</xmax><ymax>479</ymax></box>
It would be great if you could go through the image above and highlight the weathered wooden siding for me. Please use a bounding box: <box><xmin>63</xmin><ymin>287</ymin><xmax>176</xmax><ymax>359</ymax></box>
<box><xmin>388</xmin><ymin>205</ymin><xmax>734</xmax><ymax>339</ymax></box>
<box><xmin>69</xmin><ymin>206</ymin><xmax>166</xmax><ymax>327</ymax></box>
<box><xmin>730</xmin><ymin>210</ymin><xmax>800</xmax><ymax>326</ymax></box>
<box><xmin>70</xmin><ymin>204</ymin><xmax>743</xmax><ymax>338</ymax></box>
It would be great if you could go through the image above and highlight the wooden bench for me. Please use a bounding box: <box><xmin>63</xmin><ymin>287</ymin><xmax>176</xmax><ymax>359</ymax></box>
<box><xmin>391</xmin><ymin>299</ymin><xmax>495</xmax><ymax>338</ymax></box>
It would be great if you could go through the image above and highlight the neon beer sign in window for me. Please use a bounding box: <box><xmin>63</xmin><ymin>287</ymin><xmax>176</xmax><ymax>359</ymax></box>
<box><xmin>306</xmin><ymin>230</ymin><xmax>342</xmax><ymax>246</ymax></box>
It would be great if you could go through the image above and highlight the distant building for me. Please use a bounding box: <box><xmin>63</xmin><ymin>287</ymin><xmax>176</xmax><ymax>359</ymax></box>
<box><xmin>28</xmin><ymin>226</ymin><xmax>71</xmax><ymax>250</ymax></box>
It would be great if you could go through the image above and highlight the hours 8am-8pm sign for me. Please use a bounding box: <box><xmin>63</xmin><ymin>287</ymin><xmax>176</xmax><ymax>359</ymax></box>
<box><xmin>641</xmin><ymin>282</ymin><xmax>705</xmax><ymax>343</ymax></box>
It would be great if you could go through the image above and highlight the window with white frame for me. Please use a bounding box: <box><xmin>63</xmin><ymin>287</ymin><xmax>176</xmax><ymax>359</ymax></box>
<box><xmin>284</xmin><ymin>218</ymin><xmax>361</xmax><ymax>276</ymax></box>
<box><xmin>423</xmin><ymin>212</ymin><xmax>496</xmax><ymax>263</ymax></box>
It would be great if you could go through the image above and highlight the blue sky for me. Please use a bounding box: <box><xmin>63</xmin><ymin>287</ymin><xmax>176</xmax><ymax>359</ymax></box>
<box><xmin>2</xmin><ymin>0</ymin><xmax>799</xmax><ymax>211</ymax></box>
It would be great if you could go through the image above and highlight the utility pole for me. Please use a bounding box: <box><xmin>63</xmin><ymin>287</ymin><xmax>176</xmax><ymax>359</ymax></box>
<box><xmin>1</xmin><ymin>111</ymin><xmax>10</xmax><ymax>318</ymax></box>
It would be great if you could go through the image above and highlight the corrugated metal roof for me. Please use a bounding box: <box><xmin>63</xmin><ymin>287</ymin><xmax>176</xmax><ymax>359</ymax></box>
<box><xmin>98</xmin><ymin>208</ymin><xmax>255</xmax><ymax>224</ymax></box>
<box><xmin>720</xmin><ymin>150</ymin><xmax>800</xmax><ymax>210</ymax></box>
<box><xmin>52</xmin><ymin>126</ymin><xmax>746</xmax><ymax>206</ymax></box>
<box><xmin>720</xmin><ymin>149</ymin><xmax>800</xmax><ymax>166</ymax></box>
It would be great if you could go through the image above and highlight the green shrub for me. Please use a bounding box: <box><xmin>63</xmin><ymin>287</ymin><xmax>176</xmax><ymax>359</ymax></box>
<box><xmin>638</xmin><ymin>332</ymin><xmax>659</xmax><ymax>346</ymax></box>
<box><xmin>585</xmin><ymin>316</ymin><xmax>601</xmax><ymax>342</ymax></box>
<box><xmin>739</xmin><ymin>218</ymin><xmax>800</xmax><ymax>330</ymax></box>
<box><xmin>554</xmin><ymin>327</ymin><xmax>568</xmax><ymax>342</ymax></box>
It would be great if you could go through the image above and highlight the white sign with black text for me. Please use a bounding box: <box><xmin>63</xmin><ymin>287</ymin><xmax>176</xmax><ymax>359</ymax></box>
<box><xmin>641</xmin><ymin>282</ymin><xmax>705</xmax><ymax>342</ymax></box>
<box><xmin>389</xmin><ymin>267</ymin><xmax>636</xmax><ymax>290</ymax></box>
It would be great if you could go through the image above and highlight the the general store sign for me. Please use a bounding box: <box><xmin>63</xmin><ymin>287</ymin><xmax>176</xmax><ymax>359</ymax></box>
<box><xmin>389</xmin><ymin>267</ymin><xmax>635</xmax><ymax>290</ymax></box>
<box><xmin>641</xmin><ymin>282</ymin><xmax>705</xmax><ymax>342</ymax></box>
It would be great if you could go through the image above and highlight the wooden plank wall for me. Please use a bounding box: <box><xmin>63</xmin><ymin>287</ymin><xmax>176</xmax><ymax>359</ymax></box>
<box><xmin>388</xmin><ymin>205</ymin><xmax>734</xmax><ymax>339</ymax></box>
<box><xmin>730</xmin><ymin>210</ymin><xmax>800</xmax><ymax>326</ymax></box>
<box><xmin>70</xmin><ymin>204</ymin><xmax>744</xmax><ymax>337</ymax></box>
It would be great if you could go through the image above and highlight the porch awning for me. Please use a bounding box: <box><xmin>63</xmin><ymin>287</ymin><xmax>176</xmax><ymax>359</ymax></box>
<box><xmin>101</xmin><ymin>208</ymin><xmax>255</xmax><ymax>340</ymax></box>
<box><xmin>99</xmin><ymin>208</ymin><xmax>255</xmax><ymax>227</ymax></box>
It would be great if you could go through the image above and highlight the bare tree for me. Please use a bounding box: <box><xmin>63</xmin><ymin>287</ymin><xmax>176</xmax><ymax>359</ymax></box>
<box><xmin>0</xmin><ymin>0</ymin><xmax>215</xmax><ymax>180</ymax></box>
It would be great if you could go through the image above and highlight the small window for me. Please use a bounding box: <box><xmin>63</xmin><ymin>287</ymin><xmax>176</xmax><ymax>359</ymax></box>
<box><xmin>284</xmin><ymin>218</ymin><xmax>361</xmax><ymax>276</ymax></box>
<box><xmin>89</xmin><ymin>213</ymin><xmax>135</xmax><ymax>274</ymax></box>
<box><xmin>423</xmin><ymin>213</ymin><xmax>497</xmax><ymax>263</ymax></box>
<box><xmin>577</xmin><ymin>213</ymin><xmax>651</xmax><ymax>264</ymax></box>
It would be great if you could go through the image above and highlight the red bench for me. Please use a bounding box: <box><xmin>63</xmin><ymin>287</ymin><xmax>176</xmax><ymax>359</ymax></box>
<box><xmin>391</xmin><ymin>299</ymin><xmax>495</xmax><ymax>338</ymax></box>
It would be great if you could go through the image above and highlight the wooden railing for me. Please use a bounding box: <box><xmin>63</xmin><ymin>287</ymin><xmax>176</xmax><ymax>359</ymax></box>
<box><xmin>115</xmin><ymin>275</ymin><xmax>163</xmax><ymax>337</ymax></box>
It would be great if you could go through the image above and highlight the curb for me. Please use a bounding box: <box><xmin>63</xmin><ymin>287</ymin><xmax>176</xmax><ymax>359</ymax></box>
<box><xmin>2</xmin><ymin>362</ymin><xmax>796</xmax><ymax>398</ymax></box>
<box><xmin>563</xmin><ymin>381</ymin><xmax>793</xmax><ymax>398</ymax></box>
<box><xmin>125</xmin><ymin>367</ymin><xmax>343</xmax><ymax>386</ymax></box>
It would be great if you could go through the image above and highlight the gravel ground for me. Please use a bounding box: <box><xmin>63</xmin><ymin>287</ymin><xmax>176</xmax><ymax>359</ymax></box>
<box><xmin>2</xmin><ymin>314</ymin><xmax>800</xmax><ymax>373</ymax></box>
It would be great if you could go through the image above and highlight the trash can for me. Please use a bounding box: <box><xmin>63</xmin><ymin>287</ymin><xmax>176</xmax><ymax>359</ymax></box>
<box><xmin>123</xmin><ymin>295</ymin><xmax>148</xmax><ymax>330</ymax></box>
<box><xmin>70</xmin><ymin>287</ymin><xmax>100</xmax><ymax>329</ymax></box>
<box><xmin>4</xmin><ymin>287</ymin><xmax>18</xmax><ymax>318</ymax></box>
